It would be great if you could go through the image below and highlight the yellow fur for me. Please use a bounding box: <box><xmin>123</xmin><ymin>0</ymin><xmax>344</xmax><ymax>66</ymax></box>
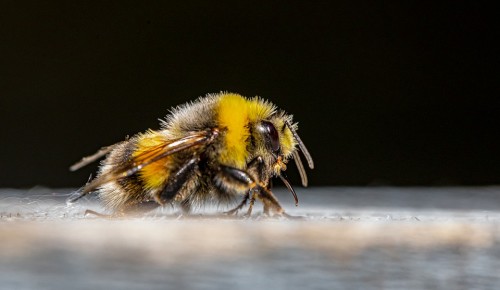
<box><xmin>134</xmin><ymin>94</ymin><xmax>279</xmax><ymax>186</ymax></box>
<box><xmin>247</xmin><ymin>97</ymin><xmax>275</xmax><ymax>122</ymax></box>
<box><xmin>280</xmin><ymin>126</ymin><xmax>296</xmax><ymax>156</ymax></box>
<box><xmin>71</xmin><ymin>92</ymin><xmax>313</xmax><ymax>215</ymax></box>
<box><xmin>133</xmin><ymin>130</ymin><xmax>170</xmax><ymax>189</ymax></box>
<box><xmin>274</xmin><ymin>118</ymin><xmax>296</xmax><ymax>157</ymax></box>
<box><xmin>217</xmin><ymin>93</ymin><xmax>275</xmax><ymax>168</ymax></box>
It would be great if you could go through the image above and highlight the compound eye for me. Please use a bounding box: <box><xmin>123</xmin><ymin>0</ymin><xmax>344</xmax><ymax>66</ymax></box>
<box><xmin>257</xmin><ymin>121</ymin><xmax>280</xmax><ymax>153</ymax></box>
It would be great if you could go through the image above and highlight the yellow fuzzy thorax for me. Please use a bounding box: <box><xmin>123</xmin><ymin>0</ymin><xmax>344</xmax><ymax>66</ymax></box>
<box><xmin>216</xmin><ymin>93</ymin><xmax>275</xmax><ymax>168</ymax></box>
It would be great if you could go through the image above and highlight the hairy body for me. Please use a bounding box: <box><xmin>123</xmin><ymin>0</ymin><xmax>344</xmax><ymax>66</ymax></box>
<box><xmin>70</xmin><ymin>93</ymin><xmax>313</xmax><ymax>216</ymax></box>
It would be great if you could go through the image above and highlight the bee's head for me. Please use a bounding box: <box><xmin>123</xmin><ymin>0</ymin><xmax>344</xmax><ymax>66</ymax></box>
<box><xmin>252</xmin><ymin>112</ymin><xmax>313</xmax><ymax>176</ymax></box>
<box><xmin>254</xmin><ymin>119</ymin><xmax>289</xmax><ymax>176</ymax></box>
<box><xmin>251</xmin><ymin>112</ymin><xmax>314</xmax><ymax>206</ymax></box>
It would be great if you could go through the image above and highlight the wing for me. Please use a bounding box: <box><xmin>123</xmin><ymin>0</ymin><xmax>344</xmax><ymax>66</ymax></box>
<box><xmin>69</xmin><ymin>129</ymin><xmax>218</xmax><ymax>203</ymax></box>
<box><xmin>70</xmin><ymin>144</ymin><xmax>118</xmax><ymax>172</ymax></box>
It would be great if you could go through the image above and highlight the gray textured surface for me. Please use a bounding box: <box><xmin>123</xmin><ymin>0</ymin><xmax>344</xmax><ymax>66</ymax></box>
<box><xmin>1</xmin><ymin>187</ymin><xmax>500</xmax><ymax>290</ymax></box>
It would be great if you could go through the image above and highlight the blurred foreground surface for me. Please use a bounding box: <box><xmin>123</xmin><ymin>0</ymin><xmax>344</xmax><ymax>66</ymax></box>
<box><xmin>1</xmin><ymin>187</ymin><xmax>500</xmax><ymax>290</ymax></box>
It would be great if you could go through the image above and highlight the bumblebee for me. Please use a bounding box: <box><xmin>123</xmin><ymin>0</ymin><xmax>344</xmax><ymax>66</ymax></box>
<box><xmin>69</xmin><ymin>92</ymin><xmax>313</xmax><ymax>216</ymax></box>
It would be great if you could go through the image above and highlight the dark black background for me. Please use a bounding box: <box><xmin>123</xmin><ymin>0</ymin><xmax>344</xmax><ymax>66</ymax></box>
<box><xmin>1</xmin><ymin>1</ymin><xmax>498</xmax><ymax>188</ymax></box>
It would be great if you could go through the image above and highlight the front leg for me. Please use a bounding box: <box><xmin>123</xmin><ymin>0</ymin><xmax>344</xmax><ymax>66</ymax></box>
<box><xmin>216</xmin><ymin>164</ymin><xmax>284</xmax><ymax>216</ymax></box>
<box><xmin>224</xmin><ymin>191</ymin><xmax>249</xmax><ymax>215</ymax></box>
<box><xmin>224</xmin><ymin>156</ymin><xmax>264</xmax><ymax>215</ymax></box>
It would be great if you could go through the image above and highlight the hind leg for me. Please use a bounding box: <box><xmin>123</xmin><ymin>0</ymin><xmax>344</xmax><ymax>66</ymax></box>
<box><xmin>149</xmin><ymin>156</ymin><xmax>200</xmax><ymax>215</ymax></box>
<box><xmin>83</xmin><ymin>200</ymin><xmax>160</xmax><ymax>218</ymax></box>
<box><xmin>121</xmin><ymin>200</ymin><xmax>161</xmax><ymax>215</ymax></box>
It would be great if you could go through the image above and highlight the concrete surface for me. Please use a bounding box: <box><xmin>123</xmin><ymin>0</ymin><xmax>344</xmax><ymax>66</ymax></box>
<box><xmin>1</xmin><ymin>187</ymin><xmax>500</xmax><ymax>290</ymax></box>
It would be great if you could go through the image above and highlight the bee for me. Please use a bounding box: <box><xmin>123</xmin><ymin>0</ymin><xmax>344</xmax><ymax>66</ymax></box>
<box><xmin>69</xmin><ymin>92</ymin><xmax>314</xmax><ymax>216</ymax></box>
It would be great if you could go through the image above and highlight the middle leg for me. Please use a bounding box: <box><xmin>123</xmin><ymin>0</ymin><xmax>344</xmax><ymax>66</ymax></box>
<box><xmin>216</xmin><ymin>163</ymin><xmax>285</xmax><ymax>216</ymax></box>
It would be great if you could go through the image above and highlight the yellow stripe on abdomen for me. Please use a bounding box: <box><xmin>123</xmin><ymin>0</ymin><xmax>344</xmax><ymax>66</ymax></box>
<box><xmin>133</xmin><ymin>131</ymin><xmax>171</xmax><ymax>189</ymax></box>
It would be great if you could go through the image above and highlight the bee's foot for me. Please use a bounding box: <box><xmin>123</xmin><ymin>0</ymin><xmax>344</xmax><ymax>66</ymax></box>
<box><xmin>281</xmin><ymin>212</ymin><xmax>306</xmax><ymax>220</ymax></box>
<box><xmin>84</xmin><ymin>209</ymin><xmax>112</xmax><ymax>218</ymax></box>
